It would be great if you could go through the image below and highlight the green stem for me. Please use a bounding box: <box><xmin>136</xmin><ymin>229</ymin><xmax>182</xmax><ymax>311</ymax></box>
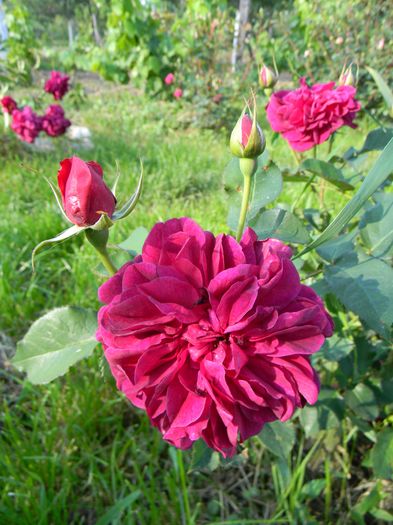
<box><xmin>85</xmin><ymin>229</ymin><xmax>118</xmax><ymax>276</ymax></box>
<box><xmin>177</xmin><ymin>449</ymin><xmax>192</xmax><ymax>525</ymax></box>
<box><xmin>236</xmin><ymin>173</ymin><xmax>252</xmax><ymax>242</ymax></box>
<box><xmin>97</xmin><ymin>248</ymin><xmax>117</xmax><ymax>276</ymax></box>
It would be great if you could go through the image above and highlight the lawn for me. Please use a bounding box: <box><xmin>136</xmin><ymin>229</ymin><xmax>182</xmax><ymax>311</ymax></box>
<box><xmin>0</xmin><ymin>84</ymin><xmax>384</xmax><ymax>525</ymax></box>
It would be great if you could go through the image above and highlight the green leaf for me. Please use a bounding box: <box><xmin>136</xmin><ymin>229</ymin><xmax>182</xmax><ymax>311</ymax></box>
<box><xmin>250</xmin><ymin>208</ymin><xmax>311</xmax><ymax>244</ymax></box>
<box><xmin>248</xmin><ymin>162</ymin><xmax>283</xmax><ymax>219</ymax></box>
<box><xmin>12</xmin><ymin>307</ymin><xmax>98</xmax><ymax>384</ymax></box>
<box><xmin>359</xmin><ymin>193</ymin><xmax>393</xmax><ymax>258</ymax></box>
<box><xmin>345</xmin><ymin>384</ymin><xmax>379</xmax><ymax>421</ymax></box>
<box><xmin>259</xmin><ymin>420</ymin><xmax>295</xmax><ymax>458</ymax></box>
<box><xmin>366</xmin><ymin>67</ymin><xmax>393</xmax><ymax>112</ymax></box>
<box><xmin>300</xmin><ymin>159</ymin><xmax>354</xmax><ymax>191</ymax></box>
<box><xmin>117</xmin><ymin>226</ymin><xmax>149</xmax><ymax>254</ymax></box>
<box><xmin>371</xmin><ymin>428</ymin><xmax>393</xmax><ymax>479</ymax></box>
<box><xmin>316</xmin><ymin>231</ymin><xmax>357</xmax><ymax>263</ymax></box>
<box><xmin>223</xmin><ymin>157</ymin><xmax>242</xmax><ymax>191</ymax></box>
<box><xmin>295</xmin><ymin>137</ymin><xmax>393</xmax><ymax>258</ymax></box>
<box><xmin>301</xmin><ymin>479</ymin><xmax>326</xmax><ymax>499</ymax></box>
<box><xmin>96</xmin><ymin>491</ymin><xmax>140</xmax><ymax>525</ymax></box>
<box><xmin>321</xmin><ymin>334</ymin><xmax>354</xmax><ymax>361</ymax></box>
<box><xmin>189</xmin><ymin>440</ymin><xmax>220</xmax><ymax>471</ymax></box>
<box><xmin>345</xmin><ymin>128</ymin><xmax>393</xmax><ymax>159</ymax></box>
<box><xmin>325</xmin><ymin>256</ymin><xmax>393</xmax><ymax>338</ymax></box>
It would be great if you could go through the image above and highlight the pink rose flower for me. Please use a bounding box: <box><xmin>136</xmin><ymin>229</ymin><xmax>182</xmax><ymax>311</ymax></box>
<box><xmin>173</xmin><ymin>88</ymin><xmax>183</xmax><ymax>99</ymax></box>
<box><xmin>97</xmin><ymin>218</ymin><xmax>333</xmax><ymax>457</ymax></box>
<box><xmin>44</xmin><ymin>71</ymin><xmax>70</xmax><ymax>101</ymax></box>
<box><xmin>58</xmin><ymin>157</ymin><xmax>116</xmax><ymax>226</ymax></box>
<box><xmin>42</xmin><ymin>104</ymin><xmax>71</xmax><ymax>137</ymax></box>
<box><xmin>165</xmin><ymin>73</ymin><xmax>174</xmax><ymax>85</ymax></box>
<box><xmin>266</xmin><ymin>77</ymin><xmax>361</xmax><ymax>152</ymax></box>
<box><xmin>11</xmin><ymin>106</ymin><xmax>43</xmax><ymax>143</ymax></box>
<box><xmin>1</xmin><ymin>95</ymin><xmax>18</xmax><ymax>114</ymax></box>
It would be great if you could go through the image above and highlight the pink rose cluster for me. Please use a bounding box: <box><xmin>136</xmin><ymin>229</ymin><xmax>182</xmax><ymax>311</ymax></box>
<box><xmin>266</xmin><ymin>77</ymin><xmax>361</xmax><ymax>152</ymax></box>
<box><xmin>1</xmin><ymin>71</ymin><xmax>72</xmax><ymax>143</ymax></box>
<box><xmin>97</xmin><ymin>218</ymin><xmax>333</xmax><ymax>457</ymax></box>
<box><xmin>164</xmin><ymin>72</ymin><xmax>183</xmax><ymax>100</ymax></box>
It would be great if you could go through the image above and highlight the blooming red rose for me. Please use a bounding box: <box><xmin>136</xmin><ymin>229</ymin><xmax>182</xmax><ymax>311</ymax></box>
<box><xmin>44</xmin><ymin>71</ymin><xmax>70</xmax><ymax>101</ymax></box>
<box><xmin>58</xmin><ymin>157</ymin><xmax>116</xmax><ymax>227</ymax></box>
<box><xmin>1</xmin><ymin>95</ymin><xmax>18</xmax><ymax>114</ymax></box>
<box><xmin>173</xmin><ymin>88</ymin><xmax>183</xmax><ymax>99</ymax></box>
<box><xmin>165</xmin><ymin>73</ymin><xmax>174</xmax><ymax>85</ymax></box>
<box><xmin>266</xmin><ymin>77</ymin><xmax>361</xmax><ymax>152</ymax></box>
<box><xmin>42</xmin><ymin>104</ymin><xmax>71</xmax><ymax>137</ymax></box>
<box><xmin>11</xmin><ymin>106</ymin><xmax>43</xmax><ymax>143</ymax></box>
<box><xmin>97</xmin><ymin>218</ymin><xmax>333</xmax><ymax>457</ymax></box>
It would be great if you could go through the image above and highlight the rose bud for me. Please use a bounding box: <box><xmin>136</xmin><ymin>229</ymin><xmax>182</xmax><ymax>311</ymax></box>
<box><xmin>1</xmin><ymin>96</ymin><xmax>18</xmax><ymax>114</ymax></box>
<box><xmin>230</xmin><ymin>107</ymin><xmax>265</xmax><ymax>159</ymax></box>
<box><xmin>164</xmin><ymin>73</ymin><xmax>174</xmax><ymax>85</ymax></box>
<box><xmin>259</xmin><ymin>64</ymin><xmax>277</xmax><ymax>90</ymax></box>
<box><xmin>58</xmin><ymin>157</ymin><xmax>116</xmax><ymax>227</ymax></box>
<box><xmin>338</xmin><ymin>64</ymin><xmax>357</xmax><ymax>86</ymax></box>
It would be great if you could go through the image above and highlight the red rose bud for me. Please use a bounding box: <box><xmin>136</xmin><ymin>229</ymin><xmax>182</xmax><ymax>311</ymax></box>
<box><xmin>57</xmin><ymin>157</ymin><xmax>116</xmax><ymax>227</ymax></box>
<box><xmin>338</xmin><ymin>64</ymin><xmax>357</xmax><ymax>86</ymax></box>
<box><xmin>1</xmin><ymin>96</ymin><xmax>18</xmax><ymax>114</ymax></box>
<box><xmin>230</xmin><ymin>108</ymin><xmax>265</xmax><ymax>159</ymax></box>
<box><xmin>259</xmin><ymin>64</ymin><xmax>277</xmax><ymax>90</ymax></box>
<box><xmin>45</xmin><ymin>71</ymin><xmax>70</xmax><ymax>101</ymax></box>
<box><xmin>42</xmin><ymin>104</ymin><xmax>71</xmax><ymax>137</ymax></box>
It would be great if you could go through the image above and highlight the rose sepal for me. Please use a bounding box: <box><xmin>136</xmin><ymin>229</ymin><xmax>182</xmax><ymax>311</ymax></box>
<box><xmin>32</xmin><ymin>224</ymin><xmax>86</xmax><ymax>271</ymax></box>
<box><xmin>111</xmin><ymin>163</ymin><xmax>143</xmax><ymax>221</ymax></box>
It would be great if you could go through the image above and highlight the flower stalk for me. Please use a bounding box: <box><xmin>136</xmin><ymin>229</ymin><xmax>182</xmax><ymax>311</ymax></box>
<box><xmin>236</xmin><ymin>158</ymin><xmax>257</xmax><ymax>242</ymax></box>
<box><xmin>85</xmin><ymin>229</ymin><xmax>118</xmax><ymax>276</ymax></box>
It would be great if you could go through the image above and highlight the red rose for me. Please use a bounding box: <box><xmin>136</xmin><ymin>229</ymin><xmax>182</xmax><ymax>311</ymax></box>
<box><xmin>42</xmin><ymin>104</ymin><xmax>71</xmax><ymax>137</ymax></box>
<box><xmin>57</xmin><ymin>157</ymin><xmax>116</xmax><ymax>227</ymax></box>
<box><xmin>266</xmin><ymin>77</ymin><xmax>361</xmax><ymax>152</ymax></box>
<box><xmin>97</xmin><ymin>218</ymin><xmax>333</xmax><ymax>456</ymax></box>
<box><xmin>11</xmin><ymin>106</ymin><xmax>43</xmax><ymax>143</ymax></box>
<box><xmin>44</xmin><ymin>71</ymin><xmax>70</xmax><ymax>101</ymax></box>
<box><xmin>1</xmin><ymin>96</ymin><xmax>18</xmax><ymax>114</ymax></box>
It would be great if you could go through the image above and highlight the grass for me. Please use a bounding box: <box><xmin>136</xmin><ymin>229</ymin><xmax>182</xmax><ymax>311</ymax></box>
<box><xmin>0</xmin><ymin>84</ymin><xmax>383</xmax><ymax>524</ymax></box>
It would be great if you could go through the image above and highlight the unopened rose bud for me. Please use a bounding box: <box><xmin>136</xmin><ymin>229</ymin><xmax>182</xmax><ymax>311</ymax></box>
<box><xmin>338</xmin><ymin>64</ymin><xmax>357</xmax><ymax>86</ymax></box>
<box><xmin>230</xmin><ymin>108</ymin><xmax>265</xmax><ymax>159</ymax></box>
<box><xmin>58</xmin><ymin>156</ymin><xmax>116</xmax><ymax>227</ymax></box>
<box><xmin>259</xmin><ymin>64</ymin><xmax>277</xmax><ymax>90</ymax></box>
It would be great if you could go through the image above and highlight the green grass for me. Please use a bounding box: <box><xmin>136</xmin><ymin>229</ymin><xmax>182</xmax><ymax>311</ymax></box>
<box><xmin>0</xmin><ymin>85</ymin><xmax>382</xmax><ymax>524</ymax></box>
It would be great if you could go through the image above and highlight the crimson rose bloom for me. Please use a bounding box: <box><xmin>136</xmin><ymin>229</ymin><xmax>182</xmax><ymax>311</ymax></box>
<box><xmin>42</xmin><ymin>104</ymin><xmax>71</xmax><ymax>137</ymax></box>
<box><xmin>58</xmin><ymin>157</ymin><xmax>116</xmax><ymax>226</ymax></box>
<box><xmin>266</xmin><ymin>77</ymin><xmax>361</xmax><ymax>152</ymax></box>
<box><xmin>11</xmin><ymin>106</ymin><xmax>43</xmax><ymax>143</ymax></box>
<box><xmin>44</xmin><ymin>71</ymin><xmax>70</xmax><ymax>100</ymax></box>
<box><xmin>97</xmin><ymin>218</ymin><xmax>333</xmax><ymax>456</ymax></box>
<box><xmin>1</xmin><ymin>95</ymin><xmax>18</xmax><ymax>114</ymax></box>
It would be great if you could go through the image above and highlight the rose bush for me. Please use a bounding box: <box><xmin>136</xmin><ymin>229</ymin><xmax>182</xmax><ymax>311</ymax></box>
<box><xmin>97</xmin><ymin>218</ymin><xmax>333</xmax><ymax>456</ymax></box>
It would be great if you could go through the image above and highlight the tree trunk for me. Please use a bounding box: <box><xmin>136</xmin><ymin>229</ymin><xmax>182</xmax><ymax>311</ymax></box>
<box><xmin>67</xmin><ymin>19</ymin><xmax>74</xmax><ymax>48</ymax></box>
<box><xmin>232</xmin><ymin>0</ymin><xmax>251</xmax><ymax>71</ymax></box>
<box><xmin>91</xmin><ymin>12</ymin><xmax>102</xmax><ymax>46</ymax></box>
